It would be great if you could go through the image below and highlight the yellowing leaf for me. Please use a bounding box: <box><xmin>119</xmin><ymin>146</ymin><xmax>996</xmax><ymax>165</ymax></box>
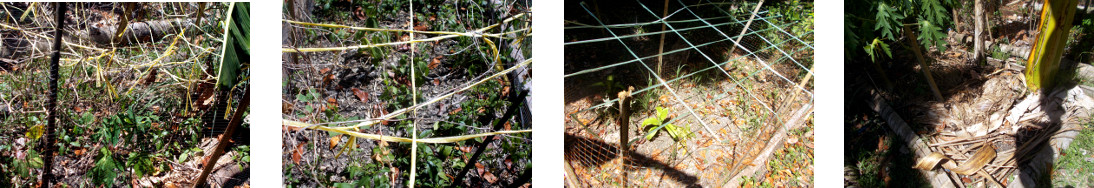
<box><xmin>26</xmin><ymin>125</ymin><xmax>44</xmax><ymax>140</ymax></box>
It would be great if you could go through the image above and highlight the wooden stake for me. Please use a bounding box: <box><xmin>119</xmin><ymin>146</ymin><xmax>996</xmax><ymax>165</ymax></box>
<box><xmin>616</xmin><ymin>86</ymin><xmax>633</xmax><ymax>187</ymax></box>
<box><xmin>193</xmin><ymin>88</ymin><xmax>249</xmax><ymax>187</ymax></box>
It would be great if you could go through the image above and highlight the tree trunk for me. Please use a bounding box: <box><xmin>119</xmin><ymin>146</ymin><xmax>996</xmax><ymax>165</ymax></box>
<box><xmin>87</xmin><ymin>18</ymin><xmax>194</xmax><ymax>46</ymax></box>
<box><xmin>1025</xmin><ymin>0</ymin><xmax>1079</xmax><ymax>92</ymax></box>
<box><xmin>974</xmin><ymin>0</ymin><xmax>986</xmax><ymax>64</ymax></box>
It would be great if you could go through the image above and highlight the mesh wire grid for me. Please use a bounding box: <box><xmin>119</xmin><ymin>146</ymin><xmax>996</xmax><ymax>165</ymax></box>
<box><xmin>564</xmin><ymin>0</ymin><xmax>813</xmax><ymax>187</ymax></box>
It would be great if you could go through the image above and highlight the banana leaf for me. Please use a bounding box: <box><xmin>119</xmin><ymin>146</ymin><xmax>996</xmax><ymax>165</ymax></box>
<box><xmin>218</xmin><ymin>2</ymin><xmax>249</xmax><ymax>90</ymax></box>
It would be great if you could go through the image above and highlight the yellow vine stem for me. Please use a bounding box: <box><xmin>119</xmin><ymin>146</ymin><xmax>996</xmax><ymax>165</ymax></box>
<box><xmin>314</xmin><ymin>59</ymin><xmax>530</xmax><ymax>131</ymax></box>
<box><xmin>283</xmin><ymin>120</ymin><xmax>531</xmax><ymax>144</ymax></box>
<box><xmin>480</xmin><ymin>36</ymin><xmax>508</xmax><ymax>84</ymax></box>
<box><xmin>125</xmin><ymin>28</ymin><xmax>187</xmax><ymax>95</ymax></box>
<box><xmin>19</xmin><ymin>2</ymin><xmax>36</xmax><ymax>21</ymax></box>
<box><xmin>282</xmin><ymin>13</ymin><xmax>528</xmax><ymax>53</ymax></box>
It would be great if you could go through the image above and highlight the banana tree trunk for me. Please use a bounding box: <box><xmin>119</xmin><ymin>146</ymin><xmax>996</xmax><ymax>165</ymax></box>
<box><xmin>1025</xmin><ymin>0</ymin><xmax>1079</xmax><ymax>92</ymax></box>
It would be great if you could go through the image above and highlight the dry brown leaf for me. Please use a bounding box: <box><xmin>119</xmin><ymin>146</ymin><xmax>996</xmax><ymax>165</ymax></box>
<box><xmin>414</xmin><ymin>23</ymin><xmax>429</xmax><ymax>31</ymax></box>
<box><xmin>475</xmin><ymin>162</ymin><xmax>485</xmax><ymax>175</ymax></box>
<box><xmin>292</xmin><ymin>144</ymin><xmax>303</xmax><ymax>164</ymax></box>
<box><xmin>352</xmin><ymin>88</ymin><xmax>369</xmax><ymax>103</ymax></box>
<box><xmin>505</xmin><ymin>158</ymin><xmax>513</xmax><ymax>169</ymax></box>
<box><xmin>483</xmin><ymin>171</ymin><xmax>498</xmax><ymax>183</ymax></box>
<box><xmin>450</xmin><ymin>107</ymin><xmax>462</xmax><ymax>115</ymax></box>
<box><xmin>354</xmin><ymin>7</ymin><xmax>368</xmax><ymax>20</ymax></box>
<box><xmin>429</xmin><ymin>56</ymin><xmax>442</xmax><ymax>70</ymax></box>
<box><xmin>142</xmin><ymin>68</ymin><xmax>158</xmax><ymax>85</ymax></box>
<box><xmin>283</xmin><ymin>101</ymin><xmax>294</xmax><ymax>114</ymax></box>
<box><xmin>323</xmin><ymin>73</ymin><xmax>336</xmax><ymax>87</ymax></box>
<box><xmin>330</xmin><ymin>135</ymin><xmax>342</xmax><ymax>149</ymax></box>
<box><xmin>283</xmin><ymin>125</ymin><xmax>301</xmax><ymax>132</ymax></box>
<box><xmin>877</xmin><ymin>137</ymin><xmax>888</xmax><ymax>151</ymax></box>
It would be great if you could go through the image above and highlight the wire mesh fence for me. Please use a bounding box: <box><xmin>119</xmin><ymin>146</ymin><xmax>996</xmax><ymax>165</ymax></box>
<box><xmin>281</xmin><ymin>0</ymin><xmax>531</xmax><ymax>187</ymax></box>
<box><xmin>563</xmin><ymin>0</ymin><xmax>813</xmax><ymax>187</ymax></box>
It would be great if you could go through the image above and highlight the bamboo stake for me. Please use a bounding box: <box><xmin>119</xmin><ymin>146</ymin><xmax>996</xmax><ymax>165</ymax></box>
<box><xmin>903</xmin><ymin>25</ymin><xmax>944</xmax><ymax>101</ymax></box>
<box><xmin>657</xmin><ymin>0</ymin><xmax>668</xmax><ymax>76</ymax></box>
<box><xmin>727</xmin><ymin>0</ymin><xmax>764</xmax><ymax>55</ymax></box>
<box><xmin>410</xmin><ymin>1</ymin><xmax>418</xmax><ymax>186</ymax></box>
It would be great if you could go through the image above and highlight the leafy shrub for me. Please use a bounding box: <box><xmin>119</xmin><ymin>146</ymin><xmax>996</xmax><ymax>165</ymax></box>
<box><xmin>642</xmin><ymin>106</ymin><xmax>692</xmax><ymax>141</ymax></box>
<box><xmin>88</xmin><ymin>148</ymin><xmax>120</xmax><ymax>186</ymax></box>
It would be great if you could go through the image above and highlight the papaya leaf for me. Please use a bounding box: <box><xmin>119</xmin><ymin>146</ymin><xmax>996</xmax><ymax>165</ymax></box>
<box><xmin>874</xmin><ymin>2</ymin><xmax>904</xmax><ymax>41</ymax></box>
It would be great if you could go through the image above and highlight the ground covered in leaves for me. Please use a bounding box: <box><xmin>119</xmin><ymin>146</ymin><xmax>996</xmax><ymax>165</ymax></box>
<box><xmin>562</xmin><ymin>1</ymin><xmax>813</xmax><ymax>187</ymax></box>
<box><xmin>0</xmin><ymin>2</ymin><xmax>249</xmax><ymax>187</ymax></box>
<box><xmin>844</xmin><ymin>1</ymin><xmax>1094</xmax><ymax>187</ymax></box>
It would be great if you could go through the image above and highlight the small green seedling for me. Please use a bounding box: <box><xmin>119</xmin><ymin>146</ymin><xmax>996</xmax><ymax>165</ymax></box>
<box><xmin>642</xmin><ymin>106</ymin><xmax>691</xmax><ymax>141</ymax></box>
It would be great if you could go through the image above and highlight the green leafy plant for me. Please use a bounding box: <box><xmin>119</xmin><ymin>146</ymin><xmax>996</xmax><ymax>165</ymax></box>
<box><xmin>88</xmin><ymin>148</ymin><xmax>120</xmax><ymax>186</ymax></box>
<box><xmin>126</xmin><ymin>152</ymin><xmax>154</xmax><ymax>178</ymax></box>
<box><xmin>641</xmin><ymin>106</ymin><xmax>691</xmax><ymax>141</ymax></box>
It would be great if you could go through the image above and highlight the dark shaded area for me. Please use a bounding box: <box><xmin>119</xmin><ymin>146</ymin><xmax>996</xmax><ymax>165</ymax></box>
<box><xmin>564</xmin><ymin>0</ymin><xmax>758</xmax><ymax>105</ymax></box>
<box><xmin>564</xmin><ymin>133</ymin><xmax>700</xmax><ymax>187</ymax></box>
<box><xmin>845</xmin><ymin>6</ymin><xmax>1083</xmax><ymax>185</ymax></box>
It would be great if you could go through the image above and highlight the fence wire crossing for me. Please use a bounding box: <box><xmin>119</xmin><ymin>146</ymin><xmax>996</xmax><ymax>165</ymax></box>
<box><xmin>281</xmin><ymin>1</ymin><xmax>532</xmax><ymax>186</ymax></box>
<box><xmin>565</xmin><ymin>0</ymin><xmax>812</xmax><ymax>187</ymax></box>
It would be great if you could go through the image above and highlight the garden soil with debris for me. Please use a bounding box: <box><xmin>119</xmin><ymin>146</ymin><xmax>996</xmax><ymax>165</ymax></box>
<box><xmin>563</xmin><ymin>3</ymin><xmax>813</xmax><ymax>185</ymax></box>
<box><xmin>282</xmin><ymin>3</ymin><xmax>530</xmax><ymax>187</ymax></box>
